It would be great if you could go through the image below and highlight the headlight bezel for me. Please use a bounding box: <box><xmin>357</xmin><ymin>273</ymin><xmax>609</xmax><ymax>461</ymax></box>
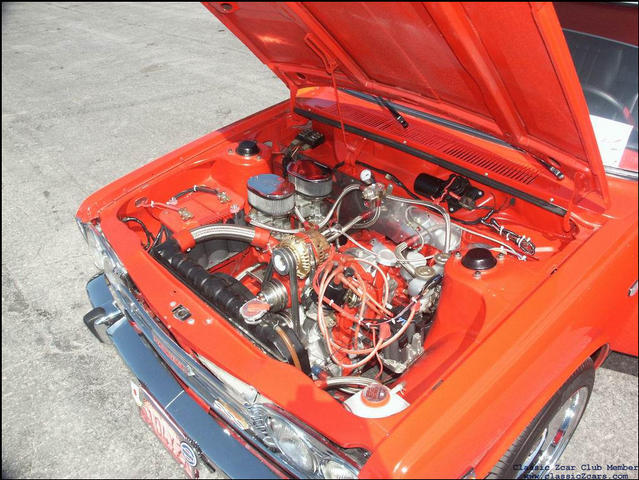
<box><xmin>251</xmin><ymin>403</ymin><xmax>363</xmax><ymax>479</ymax></box>
<box><xmin>84</xmin><ymin>223</ymin><xmax>108</xmax><ymax>270</ymax></box>
<box><xmin>198</xmin><ymin>354</ymin><xmax>364</xmax><ymax>479</ymax></box>
<box><xmin>78</xmin><ymin>220</ymin><xmax>133</xmax><ymax>306</ymax></box>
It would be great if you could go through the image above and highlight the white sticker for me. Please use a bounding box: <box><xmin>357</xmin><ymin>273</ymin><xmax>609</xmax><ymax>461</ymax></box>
<box><xmin>589</xmin><ymin>114</ymin><xmax>633</xmax><ymax>168</ymax></box>
<box><xmin>130</xmin><ymin>381</ymin><xmax>142</xmax><ymax>407</ymax></box>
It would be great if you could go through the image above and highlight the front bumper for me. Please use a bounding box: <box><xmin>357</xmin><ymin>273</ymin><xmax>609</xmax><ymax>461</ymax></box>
<box><xmin>85</xmin><ymin>274</ymin><xmax>279</xmax><ymax>479</ymax></box>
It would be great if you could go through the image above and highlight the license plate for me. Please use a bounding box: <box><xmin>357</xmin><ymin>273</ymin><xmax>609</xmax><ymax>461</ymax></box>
<box><xmin>131</xmin><ymin>381</ymin><xmax>200</xmax><ymax>479</ymax></box>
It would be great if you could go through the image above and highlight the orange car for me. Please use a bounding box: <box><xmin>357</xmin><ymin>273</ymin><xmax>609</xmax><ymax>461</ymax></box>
<box><xmin>76</xmin><ymin>3</ymin><xmax>638</xmax><ymax>478</ymax></box>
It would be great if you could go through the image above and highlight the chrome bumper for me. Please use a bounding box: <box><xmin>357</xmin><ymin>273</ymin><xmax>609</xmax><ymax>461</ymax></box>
<box><xmin>84</xmin><ymin>274</ymin><xmax>278</xmax><ymax>479</ymax></box>
<box><xmin>84</xmin><ymin>274</ymin><xmax>124</xmax><ymax>342</ymax></box>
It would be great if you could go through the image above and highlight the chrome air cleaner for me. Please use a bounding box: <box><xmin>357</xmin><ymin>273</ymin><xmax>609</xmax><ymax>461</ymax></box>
<box><xmin>247</xmin><ymin>174</ymin><xmax>295</xmax><ymax>217</ymax></box>
<box><xmin>287</xmin><ymin>157</ymin><xmax>332</xmax><ymax>198</ymax></box>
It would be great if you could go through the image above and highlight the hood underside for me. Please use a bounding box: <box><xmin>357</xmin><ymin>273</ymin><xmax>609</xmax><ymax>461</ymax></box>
<box><xmin>204</xmin><ymin>2</ymin><xmax>609</xmax><ymax>205</ymax></box>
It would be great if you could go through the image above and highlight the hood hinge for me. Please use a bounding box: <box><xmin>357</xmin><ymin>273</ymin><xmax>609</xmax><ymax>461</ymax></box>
<box><xmin>563</xmin><ymin>171</ymin><xmax>590</xmax><ymax>232</ymax></box>
<box><xmin>304</xmin><ymin>33</ymin><xmax>338</xmax><ymax>74</ymax></box>
<box><xmin>304</xmin><ymin>33</ymin><xmax>350</xmax><ymax>158</ymax></box>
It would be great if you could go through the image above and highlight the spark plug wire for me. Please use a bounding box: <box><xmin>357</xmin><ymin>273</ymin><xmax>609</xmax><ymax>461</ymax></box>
<box><xmin>313</xmin><ymin>254</ymin><xmax>420</xmax><ymax>371</ymax></box>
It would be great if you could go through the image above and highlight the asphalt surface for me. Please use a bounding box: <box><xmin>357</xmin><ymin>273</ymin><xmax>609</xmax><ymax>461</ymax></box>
<box><xmin>2</xmin><ymin>3</ymin><xmax>637</xmax><ymax>479</ymax></box>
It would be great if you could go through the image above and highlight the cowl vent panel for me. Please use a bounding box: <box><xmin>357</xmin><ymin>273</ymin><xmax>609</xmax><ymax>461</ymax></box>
<box><xmin>319</xmin><ymin>103</ymin><xmax>540</xmax><ymax>185</ymax></box>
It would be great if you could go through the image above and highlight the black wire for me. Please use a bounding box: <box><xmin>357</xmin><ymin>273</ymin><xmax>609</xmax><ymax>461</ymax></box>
<box><xmin>451</xmin><ymin>206</ymin><xmax>495</xmax><ymax>225</ymax></box>
<box><xmin>173</xmin><ymin>185</ymin><xmax>219</xmax><ymax>200</ymax></box>
<box><xmin>121</xmin><ymin>217</ymin><xmax>154</xmax><ymax>250</ymax></box>
<box><xmin>150</xmin><ymin>224</ymin><xmax>170</xmax><ymax>251</ymax></box>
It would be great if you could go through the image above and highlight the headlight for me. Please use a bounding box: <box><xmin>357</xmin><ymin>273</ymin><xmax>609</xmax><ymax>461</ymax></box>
<box><xmin>102</xmin><ymin>253</ymin><xmax>132</xmax><ymax>305</ymax></box>
<box><xmin>255</xmin><ymin>405</ymin><xmax>361</xmax><ymax>479</ymax></box>
<box><xmin>78</xmin><ymin>220</ymin><xmax>131</xmax><ymax>307</ymax></box>
<box><xmin>85</xmin><ymin>224</ymin><xmax>106</xmax><ymax>270</ymax></box>
<box><xmin>198</xmin><ymin>355</ymin><xmax>363</xmax><ymax>479</ymax></box>
<box><xmin>321</xmin><ymin>459</ymin><xmax>359</xmax><ymax>479</ymax></box>
<box><xmin>78</xmin><ymin>220</ymin><xmax>109</xmax><ymax>271</ymax></box>
<box><xmin>267</xmin><ymin>415</ymin><xmax>317</xmax><ymax>473</ymax></box>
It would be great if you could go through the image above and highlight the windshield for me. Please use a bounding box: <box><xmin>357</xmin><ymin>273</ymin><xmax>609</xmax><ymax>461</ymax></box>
<box><xmin>561</xmin><ymin>27</ymin><xmax>638</xmax><ymax>177</ymax></box>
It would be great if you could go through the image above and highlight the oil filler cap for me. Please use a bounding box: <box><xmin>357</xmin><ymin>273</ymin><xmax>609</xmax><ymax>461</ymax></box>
<box><xmin>236</xmin><ymin>140</ymin><xmax>260</xmax><ymax>157</ymax></box>
<box><xmin>461</xmin><ymin>247</ymin><xmax>497</xmax><ymax>270</ymax></box>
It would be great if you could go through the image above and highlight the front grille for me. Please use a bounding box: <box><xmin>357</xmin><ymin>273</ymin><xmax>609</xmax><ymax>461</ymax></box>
<box><xmin>116</xmin><ymin>287</ymin><xmax>248</xmax><ymax>416</ymax></box>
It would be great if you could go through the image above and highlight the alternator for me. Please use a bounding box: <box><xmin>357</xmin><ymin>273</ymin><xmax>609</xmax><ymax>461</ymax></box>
<box><xmin>278</xmin><ymin>231</ymin><xmax>330</xmax><ymax>278</ymax></box>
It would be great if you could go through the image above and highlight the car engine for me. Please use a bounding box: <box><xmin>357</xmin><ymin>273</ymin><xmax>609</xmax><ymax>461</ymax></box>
<box><xmin>135</xmin><ymin>133</ymin><xmax>534</xmax><ymax>398</ymax></box>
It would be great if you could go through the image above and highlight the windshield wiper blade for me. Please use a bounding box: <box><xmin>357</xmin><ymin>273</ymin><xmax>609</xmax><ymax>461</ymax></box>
<box><xmin>377</xmin><ymin>96</ymin><xmax>409</xmax><ymax>128</ymax></box>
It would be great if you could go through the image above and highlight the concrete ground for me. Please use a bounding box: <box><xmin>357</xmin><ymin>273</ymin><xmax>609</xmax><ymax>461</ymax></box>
<box><xmin>2</xmin><ymin>3</ymin><xmax>637</xmax><ymax>479</ymax></box>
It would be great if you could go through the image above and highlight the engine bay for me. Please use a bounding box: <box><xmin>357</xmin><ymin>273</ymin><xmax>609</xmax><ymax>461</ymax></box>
<box><xmin>114</xmin><ymin>114</ymin><xmax>584</xmax><ymax>417</ymax></box>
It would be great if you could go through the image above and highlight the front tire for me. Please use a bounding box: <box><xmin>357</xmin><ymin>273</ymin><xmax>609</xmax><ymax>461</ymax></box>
<box><xmin>487</xmin><ymin>357</ymin><xmax>595</xmax><ymax>479</ymax></box>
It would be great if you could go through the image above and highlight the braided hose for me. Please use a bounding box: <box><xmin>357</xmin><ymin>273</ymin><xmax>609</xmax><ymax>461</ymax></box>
<box><xmin>317</xmin><ymin>183</ymin><xmax>362</xmax><ymax>228</ymax></box>
<box><xmin>319</xmin><ymin>376</ymin><xmax>378</xmax><ymax>389</ymax></box>
<box><xmin>189</xmin><ymin>224</ymin><xmax>257</xmax><ymax>244</ymax></box>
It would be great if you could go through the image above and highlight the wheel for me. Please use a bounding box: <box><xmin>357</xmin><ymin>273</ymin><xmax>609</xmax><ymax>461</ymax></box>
<box><xmin>487</xmin><ymin>357</ymin><xmax>595</xmax><ymax>479</ymax></box>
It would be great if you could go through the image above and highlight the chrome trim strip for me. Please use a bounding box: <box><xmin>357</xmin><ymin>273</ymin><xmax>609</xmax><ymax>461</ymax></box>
<box><xmin>87</xmin><ymin>274</ymin><xmax>279</xmax><ymax>479</ymax></box>
<box><xmin>629</xmin><ymin>280</ymin><xmax>638</xmax><ymax>297</ymax></box>
<box><xmin>604</xmin><ymin>165</ymin><xmax>639</xmax><ymax>182</ymax></box>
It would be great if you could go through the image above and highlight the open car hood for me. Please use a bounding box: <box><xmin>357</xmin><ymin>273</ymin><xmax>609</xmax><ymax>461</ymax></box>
<box><xmin>204</xmin><ymin>2</ymin><xmax>609</xmax><ymax>206</ymax></box>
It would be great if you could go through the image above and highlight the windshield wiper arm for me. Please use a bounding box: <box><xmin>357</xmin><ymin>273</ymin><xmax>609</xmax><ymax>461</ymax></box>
<box><xmin>534</xmin><ymin>156</ymin><xmax>565</xmax><ymax>180</ymax></box>
<box><xmin>512</xmin><ymin>146</ymin><xmax>565</xmax><ymax>180</ymax></box>
<box><xmin>377</xmin><ymin>96</ymin><xmax>409</xmax><ymax>128</ymax></box>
